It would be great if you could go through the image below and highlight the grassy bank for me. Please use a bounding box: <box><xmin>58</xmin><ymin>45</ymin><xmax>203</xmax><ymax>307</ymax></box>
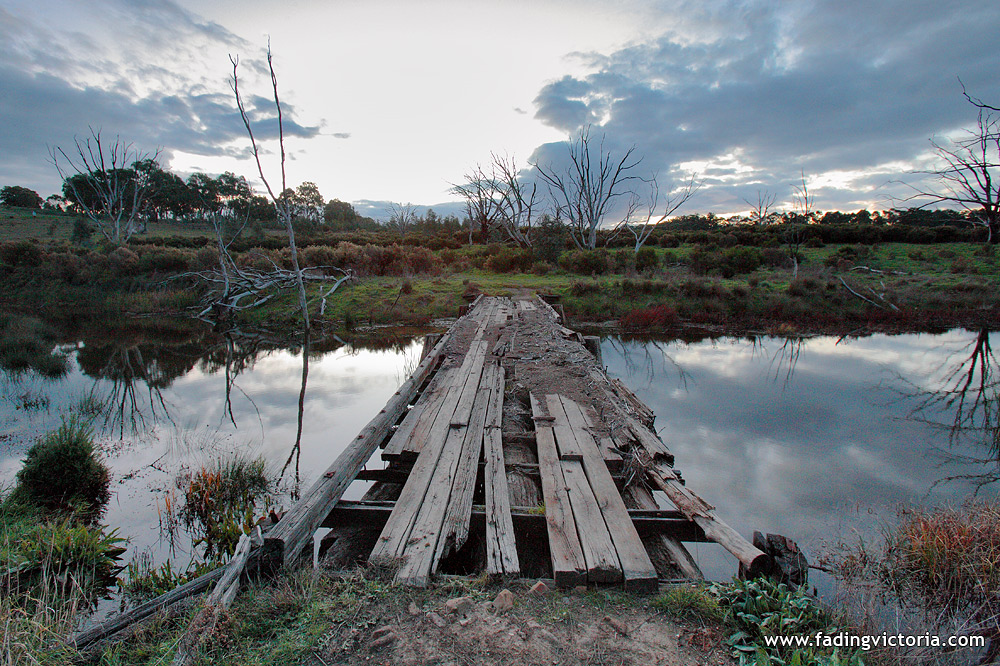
<box><xmin>0</xmin><ymin>209</ymin><xmax>997</xmax><ymax>337</ymax></box>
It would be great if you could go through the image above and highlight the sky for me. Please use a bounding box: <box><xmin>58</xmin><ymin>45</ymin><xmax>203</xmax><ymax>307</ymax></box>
<box><xmin>2</xmin><ymin>0</ymin><xmax>998</xmax><ymax>219</ymax></box>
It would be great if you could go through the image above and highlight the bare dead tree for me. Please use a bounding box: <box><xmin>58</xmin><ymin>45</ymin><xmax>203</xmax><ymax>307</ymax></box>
<box><xmin>786</xmin><ymin>172</ymin><xmax>812</xmax><ymax>278</ymax></box>
<box><xmin>230</xmin><ymin>46</ymin><xmax>312</xmax><ymax>330</ymax></box>
<box><xmin>620</xmin><ymin>173</ymin><xmax>700</xmax><ymax>252</ymax></box>
<box><xmin>961</xmin><ymin>79</ymin><xmax>1000</xmax><ymax>113</ymax></box>
<box><xmin>901</xmin><ymin>107</ymin><xmax>1000</xmax><ymax>244</ymax></box>
<box><xmin>387</xmin><ymin>201</ymin><xmax>416</xmax><ymax>237</ymax></box>
<box><xmin>492</xmin><ymin>153</ymin><xmax>537</xmax><ymax>248</ymax></box>
<box><xmin>534</xmin><ymin>126</ymin><xmax>642</xmax><ymax>250</ymax></box>
<box><xmin>49</xmin><ymin>129</ymin><xmax>160</xmax><ymax>245</ymax></box>
<box><xmin>744</xmin><ymin>189</ymin><xmax>778</xmax><ymax>226</ymax></box>
<box><xmin>450</xmin><ymin>164</ymin><xmax>501</xmax><ymax>244</ymax></box>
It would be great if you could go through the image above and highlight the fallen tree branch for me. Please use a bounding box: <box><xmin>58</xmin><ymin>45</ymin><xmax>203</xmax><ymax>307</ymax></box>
<box><xmin>838</xmin><ymin>277</ymin><xmax>900</xmax><ymax>311</ymax></box>
<box><xmin>850</xmin><ymin>265</ymin><xmax>910</xmax><ymax>276</ymax></box>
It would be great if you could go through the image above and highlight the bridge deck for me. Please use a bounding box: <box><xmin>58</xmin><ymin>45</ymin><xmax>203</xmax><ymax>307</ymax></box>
<box><xmin>265</xmin><ymin>295</ymin><xmax>768</xmax><ymax>589</ymax></box>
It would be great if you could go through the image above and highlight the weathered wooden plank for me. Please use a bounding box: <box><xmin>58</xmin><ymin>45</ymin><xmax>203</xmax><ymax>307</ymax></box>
<box><xmin>530</xmin><ymin>393</ymin><xmax>587</xmax><ymax>588</ymax></box>
<box><xmin>557</xmin><ymin>395</ymin><xmax>658</xmax><ymax>592</ymax></box>
<box><xmin>69</xmin><ymin>568</ymin><xmax>226</xmax><ymax>650</ymax></box>
<box><xmin>560</xmin><ymin>458</ymin><xmax>622</xmax><ymax>583</ymax></box>
<box><xmin>450</xmin><ymin>340</ymin><xmax>489</xmax><ymax>427</ymax></box>
<box><xmin>395</xmin><ymin>388</ymin><xmax>489</xmax><ymax>586</ymax></box>
<box><xmin>436</xmin><ymin>370</ymin><xmax>496</xmax><ymax>563</ymax></box>
<box><xmin>382</xmin><ymin>367</ymin><xmax>453</xmax><ymax>461</ymax></box>
<box><xmin>371</xmin><ymin>333</ymin><xmax>492</xmax><ymax>561</ymax></box>
<box><xmin>262</xmin><ymin>330</ymin><xmax>453</xmax><ymax>571</ymax></box>
<box><xmin>484</xmin><ymin>366</ymin><xmax>519</xmax><ymax>576</ymax></box>
<box><xmin>369</xmin><ymin>381</ymin><xmax>462</xmax><ymax>560</ymax></box>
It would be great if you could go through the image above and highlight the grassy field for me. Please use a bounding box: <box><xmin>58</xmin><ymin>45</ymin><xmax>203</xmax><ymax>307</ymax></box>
<box><xmin>1</xmin><ymin>206</ymin><xmax>997</xmax><ymax>336</ymax></box>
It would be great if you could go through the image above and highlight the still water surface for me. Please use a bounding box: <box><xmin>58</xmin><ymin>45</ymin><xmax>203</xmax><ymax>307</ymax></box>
<box><xmin>1</xmin><ymin>327</ymin><xmax>996</xmax><ymax>585</ymax></box>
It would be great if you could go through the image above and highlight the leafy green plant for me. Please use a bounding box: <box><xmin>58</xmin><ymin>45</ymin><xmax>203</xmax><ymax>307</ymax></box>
<box><xmin>177</xmin><ymin>454</ymin><xmax>271</xmax><ymax>557</ymax></box>
<box><xmin>711</xmin><ymin>577</ymin><xmax>864</xmax><ymax>666</ymax></box>
<box><xmin>3</xmin><ymin>517</ymin><xmax>126</xmax><ymax>604</ymax></box>
<box><xmin>14</xmin><ymin>418</ymin><xmax>110</xmax><ymax>520</ymax></box>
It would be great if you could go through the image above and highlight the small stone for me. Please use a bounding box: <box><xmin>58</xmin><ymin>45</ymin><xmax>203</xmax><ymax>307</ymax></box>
<box><xmin>444</xmin><ymin>596</ymin><xmax>476</xmax><ymax>617</ymax></box>
<box><xmin>371</xmin><ymin>626</ymin><xmax>394</xmax><ymax>640</ymax></box>
<box><xmin>459</xmin><ymin>617</ymin><xmax>474</xmax><ymax>627</ymax></box>
<box><xmin>492</xmin><ymin>589</ymin><xmax>514</xmax><ymax>613</ymax></box>
<box><xmin>427</xmin><ymin>611</ymin><xmax>449</xmax><ymax>628</ymax></box>
<box><xmin>529</xmin><ymin>580</ymin><xmax>549</xmax><ymax>595</ymax></box>
<box><xmin>408</xmin><ymin>602</ymin><xmax>420</xmax><ymax>616</ymax></box>
<box><xmin>601</xmin><ymin>615</ymin><xmax>629</xmax><ymax>637</ymax></box>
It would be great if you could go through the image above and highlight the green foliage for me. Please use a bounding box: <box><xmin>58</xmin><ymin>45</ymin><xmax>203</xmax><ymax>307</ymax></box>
<box><xmin>484</xmin><ymin>247</ymin><xmax>535</xmax><ymax>273</ymax></box>
<box><xmin>4</xmin><ymin>518</ymin><xmax>126</xmax><ymax>604</ymax></box>
<box><xmin>635</xmin><ymin>245</ymin><xmax>659</xmax><ymax>272</ymax></box>
<box><xmin>532</xmin><ymin>216</ymin><xmax>568</xmax><ymax>264</ymax></box>
<box><xmin>15</xmin><ymin>418</ymin><xmax>110</xmax><ymax>519</ymax></box>
<box><xmin>120</xmin><ymin>552</ymin><xmax>218</xmax><ymax>604</ymax></box>
<box><xmin>559</xmin><ymin>249</ymin><xmax>610</xmax><ymax>274</ymax></box>
<box><xmin>711</xmin><ymin>577</ymin><xmax>864</xmax><ymax>666</ymax></box>
<box><xmin>0</xmin><ymin>185</ymin><xmax>43</xmax><ymax>209</ymax></box>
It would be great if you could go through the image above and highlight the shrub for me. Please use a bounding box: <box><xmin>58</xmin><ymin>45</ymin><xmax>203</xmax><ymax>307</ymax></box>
<box><xmin>532</xmin><ymin>216</ymin><xmax>568</xmax><ymax>264</ymax></box>
<box><xmin>650</xmin><ymin>585</ymin><xmax>724</xmax><ymax>622</ymax></box>
<box><xmin>620</xmin><ymin>305</ymin><xmax>679</xmax><ymax>329</ymax></box>
<box><xmin>15</xmin><ymin>419</ymin><xmax>110</xmax><ymax>519</ymax></box>
<box><xmin>950</xmin><ymin>256</ymin><xmax>976</xmax><ymax>274</ymax></box>
<box><xmin>635</xmin><ymin>246</ymin><xmax>659</xmax><ymax>272</ymax></box>
<box><xmin>71</xmin><ymin>217</ymin><xmax>94</xmax><ymax>244</ymax></box>
<box><xmin>531</xmin><ymin>261</ymin><xmax>552</xmax><ymax>275</ymax></box>
<box><xmin>0</xmin><ymin>240</ymin><xmax>43</xmax><ymax>267</ymax></box>
<box><xmin>559</xmin><ymin>249</ymin><xmax>610</xmax><ymax>275</ymax></box>
<box><xmin>484</xmin><ymin>247</ymin><xmax>534</xmax><ymax>273</ymax></box>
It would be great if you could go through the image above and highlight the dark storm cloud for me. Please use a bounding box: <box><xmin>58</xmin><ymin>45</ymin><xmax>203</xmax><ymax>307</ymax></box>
<box><xmin>531</xmin><ymin>0</ymin><xmax>1000</xmax><ymax>212</ymax></box>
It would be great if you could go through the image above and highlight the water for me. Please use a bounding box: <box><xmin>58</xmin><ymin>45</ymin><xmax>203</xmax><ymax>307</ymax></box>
<box><xmin>602</xmin><ymin>329</ymin><xmax>999</xmax><ymax>583</ymax></box>
<box><xmin>0</xmin><ymin>327</ymin><xmax>425</xmax><ymax>571</ymax></box>
<box><xmin>1</xmin><ymin>324</ymin><xmax>996</xmax><ymax>590</ymax></box>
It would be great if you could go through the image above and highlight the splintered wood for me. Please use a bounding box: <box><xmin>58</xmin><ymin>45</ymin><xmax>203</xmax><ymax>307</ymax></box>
<box><xmin>360</xmin><ymin>296</ymin><xmax>767</xmax><ymax>589</ymax></box>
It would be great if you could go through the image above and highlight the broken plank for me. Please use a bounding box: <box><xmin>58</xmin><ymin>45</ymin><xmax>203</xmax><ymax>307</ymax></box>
<box><xmin>530</xmin><ymin>392</ymin><xmax>587</xmax><ymax>588</ymax></box>
<box><xmin>560</xmin><ymin>458</ymin><xmax>622</xmax><ymax>583</ymax></box>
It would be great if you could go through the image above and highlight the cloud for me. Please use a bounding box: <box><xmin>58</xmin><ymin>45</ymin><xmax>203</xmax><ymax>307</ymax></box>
<box><xmin>332</xmin><ymin>132</ymin><xmax>351</xmax><ymax>139</ymax></box>
<box><xmin>530</xmin><ymin>0</ymin><xmax>1000</xmax><ymax>212</ymax></box>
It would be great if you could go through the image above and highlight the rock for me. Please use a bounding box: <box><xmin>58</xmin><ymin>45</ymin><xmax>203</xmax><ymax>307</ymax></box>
<box><xmin>371</xmin><ymin>626</ymin><xmax>394</xmax><ymax>640</ymax></box>
<box><xmin>427</xmin><ymin>611</ymin><xmax>449</xmax><ymax>628</ymax></box>
<box><xmin>459</xmin><ymin>617</ymin><xmax>474</xmax><ymax>627</ymax></box>
<box><xmin>601</xmin><ymin>615</ymin><xmax>629</xmax><ymax>637</ymax></box>
<box><xmin>444</xmin><ymin>596</ymin><xmax>476</xmax><ymax>617</ymax></box>
<box><xmin>573</xmin><ymin>585</ymin><xmax>588</xmax><ymax>593</ymax></box>
<box><xmin>492</xmin><ymin>589</ymin><xmax>514</xmax><ymax>613</ymax></box>
<box><xmin>531</xmin><ymin>628</ymin><xmax>561</xmax><ymax>649</ymax></box>
<box><xmin>529</xmin><ymin>580</ymin><xmax>549</xmax><ymax>595</ymax></box>
<box><xmin>370</xmin><ymin>632</ymin><xmax>396</xmax><ymax>650</ymax></box>
<box><xmin>408</xmin><ymin>601</ymin><xmax>420</xmax><ymax>616</ymax></box>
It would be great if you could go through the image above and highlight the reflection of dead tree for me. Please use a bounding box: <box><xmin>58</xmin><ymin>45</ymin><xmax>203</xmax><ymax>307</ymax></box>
<box><xmin>279</xmin><ymin>329</ymin><xmax>309</xmax><ymax>498</ymax></box>
<box><xmin>769</xmin><ymin>337</ymin><xmax>803</xmax><ymax>387</ymax></box>
<box><xmin>96</xmin><ymin>347</ymin><xmax>174</xmax><ymax>438</ymax></box>
<box><xmin>606</xmin><ymin>336</ymin><xmax>690</xmax><ymax>390</ymax></box>
<box><xmin>904</xmin><ymin>329</ymin><xmax>999</xmax><ymax>489</ymax></box>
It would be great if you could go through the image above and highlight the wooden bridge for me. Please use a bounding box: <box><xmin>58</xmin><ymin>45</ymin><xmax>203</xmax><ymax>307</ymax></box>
<box><xmin>71</xmin><ymin>295</ymin><xmax>773</xmax><ymax>658</ymax></box>
<box><xmin>264</xmin><ymin>295</ymin><xmax>768</xmax><ymax>589</ymax></box>
<box><xmin>72</xmin><ymin>294</ymin><xmax>773</xmax><ymax>656</ymax></box>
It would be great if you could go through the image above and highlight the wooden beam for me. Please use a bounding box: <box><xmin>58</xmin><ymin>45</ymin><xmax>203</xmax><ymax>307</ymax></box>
<box><xmin>483</xmin><ymin>366</ymin><xmax>520</xmax><ymax>577</ymax></box>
